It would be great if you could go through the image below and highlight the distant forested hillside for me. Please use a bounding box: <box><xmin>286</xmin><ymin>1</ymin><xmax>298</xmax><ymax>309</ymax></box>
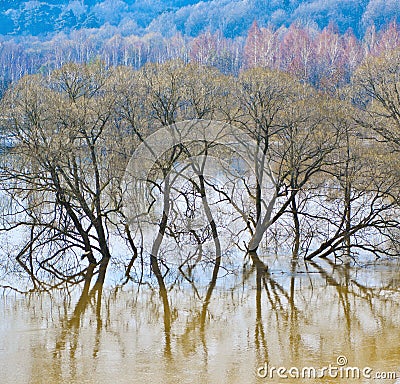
<box><xmin>1</xmin><ymin>0</ymin><xmax>400</xmax><ymax>96</ymax></box>
<box><xmin>0</xmin><ymin>0</ymin><xmax>399</xmax><ymax>38</ymax></box>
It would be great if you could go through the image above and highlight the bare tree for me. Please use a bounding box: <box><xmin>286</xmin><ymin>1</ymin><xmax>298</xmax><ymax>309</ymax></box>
<box><xmin>0</xmin><ymin>62</ymin><xmax>128</xmax><ymax>289</ymax></box>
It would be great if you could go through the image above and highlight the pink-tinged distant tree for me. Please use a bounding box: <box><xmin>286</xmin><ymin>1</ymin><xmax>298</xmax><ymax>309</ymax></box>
<box><xmin>342</xmin><ymin>29</ymin><xmax>363</xmax><ymax>81</ymax></box>
<box><xmin>243</xmin><ymin>21</ymin><xmax>280</xmax><ymax>70</ymax></box>
<box><xmin>243</xmin><ymin>20</ymin><xmax>263</xmax><ymax>69</ymax></box>
<box><xmin>189</xmin><ymin>30</ymin><xmax>218</xmax><ymax>66</ymax></box>
<box><xmin>314</xmin><ymin>22</ymin><xmax>346</xmax><ymax>91</ymax></box>
<box><xmin>278</xmin><ymin>23</ymin><xmax>316</xmax><ymax>82</ymax></box>
<box><xmin>375</xmin><ymin>20</ymin><xmax>400</xmax><ymax>53</ymax></box>
<box><xmin>258</xmin><ymin>28</ymin><xmax>278</xmax><ymax>69</ymax></box>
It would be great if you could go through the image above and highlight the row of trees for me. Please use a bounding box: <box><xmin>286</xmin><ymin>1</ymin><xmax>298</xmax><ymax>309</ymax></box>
<box><xmin>3</xmin><ymin>21</ymin><xmax>400</xmax><ymax>95</ymax></box>
<box><xmin>0</xmin><ymin>50</ymin><xmax>400</xmax><ymax>291</ymax></box>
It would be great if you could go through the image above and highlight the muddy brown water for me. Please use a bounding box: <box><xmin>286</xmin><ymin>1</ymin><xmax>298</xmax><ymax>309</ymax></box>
<box><xmin>1</xmin><ymin>257</ymin><xmax>400</xmax><ymax>384</ymax></box>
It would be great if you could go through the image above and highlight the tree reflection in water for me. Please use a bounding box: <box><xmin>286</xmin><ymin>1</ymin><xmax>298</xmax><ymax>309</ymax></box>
<box><xmin>1</xmin><ymin>255</ymin><xmax>400</xmax><ymax>384</ymax></box>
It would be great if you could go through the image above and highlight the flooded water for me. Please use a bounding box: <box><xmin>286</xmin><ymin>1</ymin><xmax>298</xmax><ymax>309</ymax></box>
<box><xmin>1</xmin><ymin>256</ymin><xmax>400</xmax><ymax>384</ymax></box>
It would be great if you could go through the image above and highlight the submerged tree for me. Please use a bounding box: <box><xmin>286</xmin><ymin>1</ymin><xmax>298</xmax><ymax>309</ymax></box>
<box><xmin>229</xmin><ymin>68</ymin><xmax>343</xmax><ymax>254</ymax></box>
<box><xmin>0</xmin><ymin>62</ymin><xmax>131</xmax><ymax>289</ymax></box>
